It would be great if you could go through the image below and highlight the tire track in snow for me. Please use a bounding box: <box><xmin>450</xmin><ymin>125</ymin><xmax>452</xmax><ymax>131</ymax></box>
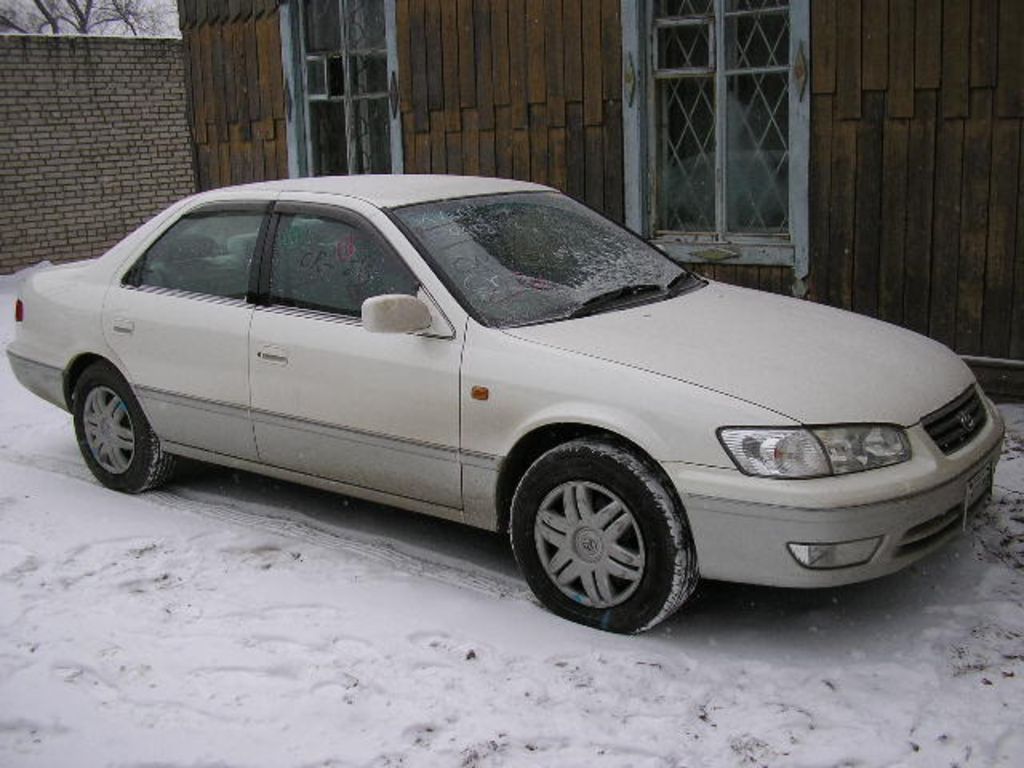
<box><xmin>0</xmin><ymin>448</ymin><xmax>529</xmax><ymax>603</ymax></box>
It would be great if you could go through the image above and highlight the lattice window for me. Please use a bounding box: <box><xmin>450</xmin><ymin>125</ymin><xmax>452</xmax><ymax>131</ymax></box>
<box><xmin>622</xmin><ymin>0</ymin><xmax>809</xmax><ymax>278</ymax></box>
<box><xmin>286</xmin><ymin>0</ymin><xmax>402</xmax><ymax>177</ymax></box>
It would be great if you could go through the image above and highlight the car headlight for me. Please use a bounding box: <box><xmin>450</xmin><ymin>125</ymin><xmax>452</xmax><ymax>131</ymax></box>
<box><xmin>814</xmin><ymin>425</ymin><xmax>912</xmax><ymax>475</ymax></box>
<box><xmin>718</xmin><ymin>425</ymin><xmax>911</xmax><ymax>478</ymax></box>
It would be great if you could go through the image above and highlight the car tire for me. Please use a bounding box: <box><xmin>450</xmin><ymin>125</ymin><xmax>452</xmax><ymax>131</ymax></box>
<box><xmin>510</xmin><ymin>438</ymin><xmax>699</xmax><ymax>633</ymax></box>
<box><xmin>72</xmin><ymin>361</ymin><xmax>177</xmax><ymax>493</ymax></box>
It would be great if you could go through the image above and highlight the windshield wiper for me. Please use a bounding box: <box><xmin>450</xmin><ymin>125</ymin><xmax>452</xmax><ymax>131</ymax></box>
<box><xmin>569</xmin><ymin>283</ymin><xmax>663</xmax><ymax>318</ymax></box>
<box><xmin>665</xmin><ymin>270</ymin><xmax>704</xmax><ymax>296</ymax></box>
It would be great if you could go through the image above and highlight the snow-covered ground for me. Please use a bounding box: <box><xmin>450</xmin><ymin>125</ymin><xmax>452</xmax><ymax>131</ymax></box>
<box><xmin>1</xmin><ymin>268</ymin><xmax>1022</xmax><ymax>768</ymax></box>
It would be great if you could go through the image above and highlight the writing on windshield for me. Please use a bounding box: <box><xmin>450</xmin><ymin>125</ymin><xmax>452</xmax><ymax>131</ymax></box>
<box><xmin>394</xmin><ymin>192</ymin><xmax>687</xmax><ymax>327</ymax></box>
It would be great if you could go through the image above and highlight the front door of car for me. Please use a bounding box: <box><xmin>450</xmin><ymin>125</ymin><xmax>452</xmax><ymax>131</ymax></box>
<box><xmin>247</xmin><ymin>204</ymin><xmax>462</xmax><ymax>510</ymax></box>
<box><xmin>104</xmin><ymin>205</ymin><xmax>267</xmax><ymax>461</ymax></box>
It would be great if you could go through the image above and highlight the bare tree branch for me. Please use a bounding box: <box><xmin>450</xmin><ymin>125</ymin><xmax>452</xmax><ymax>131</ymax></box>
<box><xmin>0</xmin><ymin>11</ymin><xmax>30</xmax><ymax>32</ymax></box>
<box><xmin>29</xmin><ymin>0</ymin><xmax>61</xmax><ymax>33</ymax></box>
<box><xmin>1</xmin><ymin>0</ymin><xmax>176</xmax><ymax>36</ymax></box>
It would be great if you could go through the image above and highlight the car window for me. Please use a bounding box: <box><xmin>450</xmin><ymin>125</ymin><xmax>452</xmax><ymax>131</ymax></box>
<box><xmin>128</xmin><ymin>212</ymin><xmax>264</xmax><ymax>299</ymax></box>
<box><xmin>269</xmin><ymin>214</ymin><xmax>418</xmax><ymax>316</ymax></box>
<box><xmin>393</xmin><ymin>192</ymin><xmax>688</xmax><ymax>327</ymax></box>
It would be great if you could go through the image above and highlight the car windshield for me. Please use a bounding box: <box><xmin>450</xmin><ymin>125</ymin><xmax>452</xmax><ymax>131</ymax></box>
<box><xmin>393</xmin><ymin>192</ymin><xmax>698</xmax><ymax>327</ymax></box>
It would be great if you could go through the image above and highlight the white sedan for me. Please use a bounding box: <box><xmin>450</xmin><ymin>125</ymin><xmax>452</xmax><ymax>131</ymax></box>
<box><xmin>7</xmin><ymin>176</ymin><xmax>1005</xmax><ymax>633</ymax></box>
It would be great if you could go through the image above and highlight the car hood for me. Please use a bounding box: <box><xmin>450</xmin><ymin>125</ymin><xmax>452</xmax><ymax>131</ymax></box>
<box><xmin>503</xmin><ymin>282</ymin><xmax>975</xmax><ymax>426</ymax></box>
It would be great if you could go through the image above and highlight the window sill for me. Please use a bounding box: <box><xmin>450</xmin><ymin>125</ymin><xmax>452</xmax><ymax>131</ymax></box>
<box><xmin>653</xmin><ymin>236</ymin><xmax>795</xmax><ymax>268</ymax></box>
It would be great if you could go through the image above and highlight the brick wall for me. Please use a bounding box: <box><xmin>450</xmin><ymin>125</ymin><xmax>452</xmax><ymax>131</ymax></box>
<box><xmin>0</xmin><ymin>36</ymin><xmax>196</xmax><ymax>274</ymax></box>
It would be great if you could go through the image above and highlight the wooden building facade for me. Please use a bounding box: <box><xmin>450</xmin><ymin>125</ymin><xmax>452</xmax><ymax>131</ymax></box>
<box><xmin>177</xmin><ymin>0</ymin><xmax>1024</xmax><ymax>395</ymax></box>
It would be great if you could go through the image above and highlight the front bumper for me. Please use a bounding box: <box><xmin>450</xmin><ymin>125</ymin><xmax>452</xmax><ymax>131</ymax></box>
<box><xmin>665</xmin><ymin>396</ymin><xmax>1006</xmax><ymax>588</ymax></box>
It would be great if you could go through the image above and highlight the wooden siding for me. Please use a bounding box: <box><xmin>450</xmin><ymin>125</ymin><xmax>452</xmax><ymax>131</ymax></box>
<box><xmin>809</xmin><ymin>0</ymin><xmax>1024</xmax><ymax>366</ymax></box>
<box><xmin>178</xmin><ymin>0</ymin><xmax>289</xmax><ymax>189</ymax></box>
<box><xmin>397</xmin><ymin>0</ymin><xmax>625</xmax><ymax>224</ymax></box>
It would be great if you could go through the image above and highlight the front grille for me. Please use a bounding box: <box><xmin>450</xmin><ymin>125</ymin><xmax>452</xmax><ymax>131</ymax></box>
<box><xmin>922</xmin><ymin>386</ymin><xmax>987</xmax><ymax>455</ymax></box>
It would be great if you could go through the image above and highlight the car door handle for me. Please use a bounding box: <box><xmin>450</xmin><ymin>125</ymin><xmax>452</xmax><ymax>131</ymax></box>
<box><xmin>257</xmin><ymin>347</ymin><xmax>289</xmax><ymax>365</ymax></box>
<box><xmin>112</xmin><ymin>318</ymin><xmax>134</xmax><ymax>334</ymax></box>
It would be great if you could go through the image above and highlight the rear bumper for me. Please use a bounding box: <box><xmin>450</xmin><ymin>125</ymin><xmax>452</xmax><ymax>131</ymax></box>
<box><xmin>6</xmin><ymin>349</ymin><xmax>66</xmax><ymax>411</ymax></box>
<box><xmin>666</xmin><ymin>399</ymin><xmax>1006</xmax><ymax>588</ymax></box>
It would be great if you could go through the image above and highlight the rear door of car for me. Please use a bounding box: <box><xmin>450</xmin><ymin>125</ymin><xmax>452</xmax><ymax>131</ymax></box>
<box><xmin>104</xmin><ymin>200</ymin><xmax>270</xmax><ymax>461</ymax></box>
<box><xmin>247</xmin><ymin>200</ymin><xmax>463</xmax><ymax>511</ymax></box>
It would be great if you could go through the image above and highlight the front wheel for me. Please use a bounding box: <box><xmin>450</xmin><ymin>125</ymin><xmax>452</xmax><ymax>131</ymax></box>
<box><xmin>72</xmin><ymin>361</ymin><xmax>176</xmax><ymax>493</ymax></box>
<box><xmin>510</xmin><ymin>439</ymin><xmax>699</xmax><ymax>633</ymax></box>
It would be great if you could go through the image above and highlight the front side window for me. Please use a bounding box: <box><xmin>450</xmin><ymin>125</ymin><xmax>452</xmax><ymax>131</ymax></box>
<box><xmin>269</xmin><ymin>214</ymin><xmax>418</xmax><ymax>316</ymax></box>
<box><xmin>623</xmin><ymin>0</ymin><xmax>809</xmax><ymax>277</ymax></box>
<box><xmin>395</xmin><ymin>192</ymin><xmax>698</xmax><ymax>328</ymax></box>
<box><xmin>127</xmin><ymin>213</ymin><xmax>264</xmax><ymax>299</ymax></box>
<box><xmin>296</xmin><ymin>0</ymin><xmax>396</xmax><ymax>175</ymax></box>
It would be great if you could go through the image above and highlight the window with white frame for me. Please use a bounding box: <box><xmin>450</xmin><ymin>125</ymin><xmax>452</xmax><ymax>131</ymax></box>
<box><xmin>281</xmin><ymin>0</ymin><xmax>403</xmax><ymax>177</ymax></box>
<box><xmin>622</xmin><ymin>0</ymin><xmax>809</xmax><ymax>281</ymax></box>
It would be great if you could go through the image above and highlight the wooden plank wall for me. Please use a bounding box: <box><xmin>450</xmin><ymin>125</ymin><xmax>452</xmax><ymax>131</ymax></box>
<box><xmin>178</xmin><ymin>0</ymin><xmax>289</xmax><ymax>190</ymax></box>
<box><xmin>396</xmin><ymin>0</ymin><xmax>625</xmax><ymax>223</ymax></box>
<box><xmin>698</xmin><ymin>263</ymin><xmax>792</xmax><ymax>296</ymax></box>
<box><xmin>810</xmin><ymin>0</ymin><xmax>1024</xmax><ymax>368</ymax></box>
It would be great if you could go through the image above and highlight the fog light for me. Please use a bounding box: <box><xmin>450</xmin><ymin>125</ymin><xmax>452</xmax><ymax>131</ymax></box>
<box><xmin>787</xmin><ymin>537</ymin><xmax>882</xmax><ymax>569</ymax></box>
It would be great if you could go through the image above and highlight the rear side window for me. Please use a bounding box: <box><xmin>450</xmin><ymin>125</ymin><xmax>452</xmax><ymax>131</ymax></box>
<box><xmin>127</xmin><ymin>212</ymin><xmax>265</xmax><ymax>299</ymax></box>
<box><xmin>269</xmin><ymin>214</ymin><xmax>418</xmax><ymax>316</ymax></box>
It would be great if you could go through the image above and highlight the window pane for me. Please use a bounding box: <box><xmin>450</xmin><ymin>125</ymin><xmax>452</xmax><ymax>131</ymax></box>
<box><xmin>305</xmin><ymin>0</ymin><xmax>341</xmax><ymax>53</ymax></box>
<box><xmin>657</xmin><ymin>0</ymin><xmax>712</xmax><ymax>16</ymax></box>
<box><xmin>270</xmin><ymin>215</ymin><xmax>417</xmax><ymax>316</ymax></box>
<box><xmin>307</xmin><ymin>57</ymin><xmax>327</xmax><ymax>97</ymax></box>
<box><xmin>351</xmin><ymin>97</ymin><xmax>392</xmax><ymax>173</ymax></box>
<box><xmin>133</xmin><ymin>214</ymin><xmax>263</xmax><ymax>298</ymax></box>
<box><xmin>351</xmin><ymin>53</ymin><xmax>388</xmax><ymax>95</ymax></box>
<box><xmin>727</xmin><ymin>0</ymin><xmax>783</xmax><ymax>12</ymax></box>
<box><xmin>726</xmin><ymin>9</ymin><xmax>789</xmax><ymax>70</ymax></box>
<box><xmin>726</xmin><ymin>71</ymin><xmax>789</xmax><ymax>233</ymax></box>
<box><xmin>656</xmin><ymin>77</ymin><xmax>716</xmax><ymax>232</ymax></box>
<box><xmin>346</xmin><ymin>0</ymin><xmax>386</xmax><ymax>50</ymax></box>
<box><xmin>328</xmin><ymin>56</ymin><xmax>346</xmax><ymax>96</ymax></box>
<box><xmin>657</xmin><ymin>23</ymin><xmax>711</xmax><ymax>71</ymax></box>
<box><xmin>310</xmin><ymin>101</ymin><xmax>348</xmax><ymax>175</ymax></box>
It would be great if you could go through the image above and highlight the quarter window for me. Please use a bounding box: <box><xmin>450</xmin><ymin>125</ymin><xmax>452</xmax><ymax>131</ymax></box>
<box><xmin>269</xmin><ymin>214</ymin><xmax>418</xmax><ymax>316</ymax></box>
<box><xmin>127</xmin><ymin>213</ymin><xmax>264</xmax><ymax>299</ymax></box>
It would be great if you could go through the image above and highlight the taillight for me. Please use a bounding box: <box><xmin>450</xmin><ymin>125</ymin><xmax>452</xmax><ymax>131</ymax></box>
<box><xmin>14</xmin><ymin>299</ymin><xmax>23</xmax><ymax>323</ymax></box>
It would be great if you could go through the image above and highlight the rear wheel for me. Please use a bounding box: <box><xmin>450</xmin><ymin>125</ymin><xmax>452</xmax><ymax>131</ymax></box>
<box><xmin>510</xmin><ymin>438</ymin><xmax>699</xmax><ymax>633</ymax></box>
<box><xmin>72</xmin><ymin>362</ymin><xmax>176</xmax><ymax>493</ymax></box>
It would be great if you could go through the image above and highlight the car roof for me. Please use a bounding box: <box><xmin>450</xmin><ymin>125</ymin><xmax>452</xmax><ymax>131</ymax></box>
<box><xmin>219</xmin><ymin>175</ymin><xmax>553</xmax><ymax>209</ymax></box>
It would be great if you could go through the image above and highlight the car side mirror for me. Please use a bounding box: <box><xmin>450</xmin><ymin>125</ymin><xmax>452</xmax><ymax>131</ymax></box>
<box><xmin>361</xmin><ymin>294</ymin><xmax>433</xmax><ymax>334</ymax></box>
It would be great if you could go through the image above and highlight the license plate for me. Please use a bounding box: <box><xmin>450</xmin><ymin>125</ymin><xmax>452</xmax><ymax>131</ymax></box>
<box><xmin>962</xmin><ymin>462</ymin><xmax>993</xmax><ymax>529</ymax></box>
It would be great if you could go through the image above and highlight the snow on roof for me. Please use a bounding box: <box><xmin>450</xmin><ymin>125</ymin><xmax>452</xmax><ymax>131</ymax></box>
<box><xmin>233</xmin><ymin>175</ymin><xmax>552</xmax><ymax>208</ymax></box>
